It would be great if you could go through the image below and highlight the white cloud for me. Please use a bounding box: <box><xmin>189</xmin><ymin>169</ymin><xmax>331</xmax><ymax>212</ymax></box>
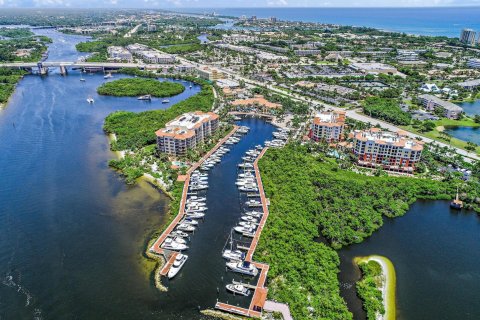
<box><xmin>267</xmin><ymin>0</ymin><xmax>288</xmax><ymax>5</ymax></box>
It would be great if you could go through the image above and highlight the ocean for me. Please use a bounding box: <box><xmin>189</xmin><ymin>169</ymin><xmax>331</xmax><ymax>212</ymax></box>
<box><xmin>175</xmin><ymin>7</ymin><xmax>480</xmax><ymax>38</ymax></box>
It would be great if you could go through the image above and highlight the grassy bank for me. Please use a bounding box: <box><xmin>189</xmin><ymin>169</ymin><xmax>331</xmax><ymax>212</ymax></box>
<box><xmin>354</xmin><ymin>255</ymin><xmax>396</xmax><ymax>320</ymax></box>
<box><xmin>255</xmin><ymin>143</ymin><xmax>474</xmax><ymax>319</ymax></box>
<box><xmin>0</xmin><ymin>68</ymin><xmax>26</xmax><ymax>107</ymax></box>
<box><xmin>97</xmin><ymin>78</ymin><xmax>185</xmax><ymax>98</ymax></box>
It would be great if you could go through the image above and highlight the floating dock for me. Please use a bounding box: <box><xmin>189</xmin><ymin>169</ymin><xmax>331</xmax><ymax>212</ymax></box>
<box><xmin>148</xmin><ymin>126</ymin><xmax>239</xmax><ymax>276</ymax></box>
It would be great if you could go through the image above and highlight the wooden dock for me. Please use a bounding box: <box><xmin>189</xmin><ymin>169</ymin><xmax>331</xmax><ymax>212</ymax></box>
<box><xmin>148</xmin><ymin>126</ymin><xmax>239</xmax><ymax>277</ymax></box>
<box><xmin>215</xmin><ymin>148</ymin><xmax>271</xmax><ymax>319</ymax></box>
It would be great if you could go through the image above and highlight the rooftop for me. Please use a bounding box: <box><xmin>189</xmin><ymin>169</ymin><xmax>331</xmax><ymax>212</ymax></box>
<box><xmin>353</xmin><ymin>129</ymin><xmax>423</xmax><ymax>151</ymax></box>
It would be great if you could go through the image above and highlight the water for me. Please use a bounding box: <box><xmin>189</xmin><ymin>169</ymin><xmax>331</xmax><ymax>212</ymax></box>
<box><xmin>445</xmin><ymin>126</ymin><xmax>480</xmax><ymax>145</ymax></box>
<box><xmin>458</xmin><ymin>99</ymin><xmax>480</xmax><ymax>116</ymax></box>
<box><xmin>0</xmin><ymin>27</ymin><xmax>277</xmax><ymax>319</ymax></box>
<box><xmin>178</xmin><ymin>7</ymin><xmax>480</xmax><ymax>37</ymax></box>
<box><xmin>338</xmin><ymin>200</ymin><xmax>480</xmax><ymax>320</ymax></box>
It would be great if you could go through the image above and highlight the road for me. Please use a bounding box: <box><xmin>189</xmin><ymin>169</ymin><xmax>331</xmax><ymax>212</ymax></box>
<box><xmin>176</xmin><ymin>56</ymin><xmax>479</xmax><ymax>162</ymax></box>
<box><xmin>124</xmin><ymin>23</ymin><xmax>142</xmax><ymax>38</ymax></box>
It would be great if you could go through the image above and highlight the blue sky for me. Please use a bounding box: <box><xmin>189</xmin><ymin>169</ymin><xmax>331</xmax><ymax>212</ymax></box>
<box><xmin>1</xmin><ymin>0</ymin><xmax>480</xmax><ymax>8</ymax></box>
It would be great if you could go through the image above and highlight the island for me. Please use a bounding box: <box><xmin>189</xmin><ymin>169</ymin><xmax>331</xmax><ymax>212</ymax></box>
<box><xmin>97</xmin><ymin>77</ymin><xmax>185</xmax><ymax>98</ymax></box>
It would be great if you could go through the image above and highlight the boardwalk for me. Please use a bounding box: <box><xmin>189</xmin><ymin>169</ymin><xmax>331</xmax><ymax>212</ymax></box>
<box><xmin>148</xmin><ymin>126</ymin><xmax>239</xmax><ymax>275</ymax></box>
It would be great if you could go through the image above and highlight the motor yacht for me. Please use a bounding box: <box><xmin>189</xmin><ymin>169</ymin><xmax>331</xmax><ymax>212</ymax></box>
<box><xmin>161</xmin><ymin>238</ymin><xmax>188</xmax><ymax>251</ymax></box>
<box><xmin>170</xmin><ymin>230</ymin><xmax>189</xmax><ymax>238</ymax></box>
<box><xmin>176</xmin><ymin>223</ymin><xmax>195</xmax><ymax>232</ymax></box>
<box><xmin>223</xmin><ymin>249</ymin><xmax>245</xmax><ymax>261</ymax></box>
<box><xmin>244</xmin><ymin>211</ymin><xmax>262</xmax><ymax>218</ymax></box>
<box><xmin>137</xmin><ymin>94</ymin><xmax>151</xmax><ymax>100</ymax></box>
<box><xmin>234</xmin><ymin>226</ymin><xmax>255</xmax><ymax>237</ymax></box>
<box><xmin>246</xmin><ymin>199</ymin><xmax>262</xmax><ymax>207</ymax></box>
<box><xmin>187</xmin><ymin>196</ymin><xmax>206</xmax><ymax>202</ymax></box>
<box><xmin>162</xmin><ymin>99</ymin><xmax>170</xmax><ymax>103</ymax></box>
<box><xmin>226</xmin><ymin>283</ymin><xmax>251</xmax><ymax>296</ymax></box>
<box><xmin>226</xmin><ymin>261</ymin><xmax>258</xmax><ymax>276</ymax></box>
<box><xmin>167</xmin><ymin>253</ymin><xmax>188</xmax><ymax>279</ymax></box>
<box><xmin>241</xmin><ymin>216</ymin><xmax>259</xmax><ymax>223</ymax></box>
<box><xmin>185</xmin><ymin>212</ymin><xmax>205</xmax><ymax>219</ymax></box>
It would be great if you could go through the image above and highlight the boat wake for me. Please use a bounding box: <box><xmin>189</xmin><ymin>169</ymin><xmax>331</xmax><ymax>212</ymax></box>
<box><xmin>2</xmin><ymin>273</ymin><xmax>43</xmax><ymax>319</ymax></box>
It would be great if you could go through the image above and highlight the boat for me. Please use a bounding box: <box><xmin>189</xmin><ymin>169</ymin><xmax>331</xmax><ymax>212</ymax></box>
<box><xmin>170</xmin><ymin>230</ymin><xmax>189</xmax><ymax>238</ymax></box>
<box><xmin>137</xmin><ymin>94</ymin><xmax>151</xmax><ymax>100</ymax></box>
<box><xmin>162</xmin><ymin>99</ymin><xmax>170</xmax><ymax>103</ymax></box>
<box><xmin>86</xmin><ymin>97</ymin><xmax>94</xmax><ymax>104</ymax></box>
<box><xmin>182</xmin><ymin>218</ymin><xmax>198</xmax><ymax>225</ymax></box>
<box><xmin>234</xmin><ymin>226</ymin><xmax>255</xmax><ymax>237</ymax></box>
<box><xmin>226</xmin><ymin>261</ymin><xmax>258</xmax><ymax>276</ymax></box>
<box><xmin>238</xmin><ymin>221</ymin><xmax>257</xmax><ymax>228</ymax></box>
<box><xmin>189</xmin><ymin>84</ymin><xmax>192</xmax><ymax>88</ymax></box>
<box><xmin>167</xmin><ymin>253</ymin><xmax>188</xmax><ymax>279</ymax></box>
<box><xmin>161</xmin><ymin>238</ymin><xmax>188</xmax><ymax>251</ymax></box>
<box><xmin>226</xmin><ymin>283</ymin><xmax>251</xmax><ymax>296</ymax></box>
<box><xmin>245</xmin><ymin>200</ymin><xmax>262</xmax><ymax>207</ymax></box>
<box><xmin>239</xmin><ymin>186</ymin><xmax>259</xmax><ymax>192</ymax></box>
<box><xmin>104</xmin><ymin>72</ymin><xmax>112</xmax><ymax>79</ymax></box>
<box><xmin>187</xmin><ymin>196</ymin><xmax>206</xmax><ymax>202</ymax></box>
<box><xmin>244</xmin><ymin>211</ymin><xmax>262</xmax><ymax>218</ymax></box>
<box><xmin>176</xmin><ymin>223</ymin><xmax>196</xmax><ymax>232</ymax></box>
<box><xmin>223</xmin><ymin>249</ymin><xmax>245</xmax><ymax>261</ymax></box>
<box><xmin>184</xmin><ymin>205</ymin><xmax>207</xmax><ymax>212</ymax></box>
<box><xmin>450</xmin><ymin>186</ymin><xmax>463</xmax><ymax>209</ymax></box>
<box><xmin>80</xmin><ymin>77</ymin><xmax>86</xmax><ymax>82</ymax></box>
<box><xmin>167</xmin><ymin>236</ymin><xmax>187</xmax><ymax>245</ymax></box>
<box><xmin>241</xmin><ymin>216</ymin><xmax>258</xmax><ymax>223</ymax></box>
<box><xmin>185</xmin><ymin>212</ymin><xmax>205</xmax><ymax>219</ymax></box>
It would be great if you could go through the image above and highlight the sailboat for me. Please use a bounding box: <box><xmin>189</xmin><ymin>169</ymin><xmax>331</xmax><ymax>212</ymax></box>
<box><xmin>222</xmin><ymin>230</ymin><xmax>245</xmax><ymax>261</ymax></box>
<box><xmin>450</xmin><ymin>186</ymin><xmax>463</xmax><ymax>209</ymax></box>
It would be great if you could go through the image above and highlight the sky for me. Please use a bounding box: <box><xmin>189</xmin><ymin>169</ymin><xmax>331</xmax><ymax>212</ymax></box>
<box><xmin>1</xmin><ymin>0</ymin><xmax>480</xmax><ymax>8</ymax></box>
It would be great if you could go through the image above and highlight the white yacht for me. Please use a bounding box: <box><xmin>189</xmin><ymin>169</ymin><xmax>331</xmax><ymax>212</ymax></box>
<box><xmin>162</xmin><ymin>99</ymin><xmax>170</xmax><ymax>103</ymax></box>
<box><xmin>246</xmin><ymin>199</ymin><xmax>262</xmax><ymax>207</ymax></box>
<box><xmin>234</xmin><ymin>226</ymin><xmax>255</xmax><ymax>237</ymax></box>
<box><xmin>137</xmin><ymin>94</ymin><xmax>151</xmax><ymax>100</ymax></box>
<box><xmin>241</xmin><ymin>216</ymin><xmax>259</xmax><ymax>223</ymax></box>
<box><xmin>223</xmin><ymin>249</ymin><xmax>245</xmax><ymax>261</ymax></box>
<box><xmin>239</xmin><ymin>186</ymin><xmax>259</xmax><ymax>192</ymax></box>
<box><xmin>226</xmin><ymin>283</ymin><xmax>251</xmax><ymax>296</ymax></box>
<box><xmin>161</xmin><ymin>238</ymin><xmax>188</xmax><ymax>251</ymax></box>
<box><xmin>170</xmin><ymin>230</ymin><xmax>189</xmax><ymax>238</ymax></box>
<box><xmin>182</xmin><ymin>218</ymin><xmax>199</xmax><ymax>225</ymax></box>
<box><xmin>226</xmin><ymin>261</ymin><xmax>259</xmax><ymax>276</ymax></box>
<box><xmin>167</xmin><ymin>254</ymin><xmax>188</xmax><ymax>279</ymax></box>
<box><xmin>86</xmin><ymin>97</ymin><xmax>94</xmax><ymax>104</ymax></box>
<box><xmin>187</xmin><ymin>196</ymin><xmax>206</xmax><ymax>202</ymax></box>
<box><xmin>244</xmin><ymin>211</ymin><xmax>262</xmax><ymax>218</ymax></box>
<box><xmin>185</xmin><ymin>212</ymin><xmax>205</xmax><ymax>219</ymax></box>
<box><xmin>176</xmin><ymin>223</ymin><xmax>196</xmax><ymax>232</ymax></box>
<box><xmin>103</xmin><ymin>72</ymin><xmax>112</xmax><ymax>79</ymax></box>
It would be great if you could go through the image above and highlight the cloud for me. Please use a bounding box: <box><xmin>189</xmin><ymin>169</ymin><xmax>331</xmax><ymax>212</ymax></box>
<box><xmin>267</xmin><ymin>0</ymin><xmax>288</xmax><ymax>5</ymax></box>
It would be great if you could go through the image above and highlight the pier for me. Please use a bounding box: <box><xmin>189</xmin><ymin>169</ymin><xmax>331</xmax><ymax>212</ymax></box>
<box><xmin>148</xmin><ymin>126</ymin><xmax>239</xmax><ymax>275</ymax></box>
<box><xmin>215</xmin><ymin>147</ymin><xmax>272</xmax><ymax>318</ymax></box>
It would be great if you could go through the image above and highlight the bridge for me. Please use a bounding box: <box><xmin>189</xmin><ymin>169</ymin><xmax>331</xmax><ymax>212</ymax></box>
<box><xmin>0</xmin><ymin>61</ymin><xmax>194</xmax><ymax>75</ymax></box>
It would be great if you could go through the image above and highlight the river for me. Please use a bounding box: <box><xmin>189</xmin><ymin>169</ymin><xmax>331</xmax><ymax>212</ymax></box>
<box><xmin>338</xmin><ymin>200</ymin><xmax>480</xmax><ymax>320</ymax></box>
<box><xmin>0</xmin><ymin>28</ymin><xmax>277</xmax><ymax>319</ymax></box>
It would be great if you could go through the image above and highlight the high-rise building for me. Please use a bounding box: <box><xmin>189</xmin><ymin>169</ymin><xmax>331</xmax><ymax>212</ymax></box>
<box><xmin>309</xmin><ymin>111</ymin><xmax>346</xmax><ymax>142</ymax></box>
<box><xmin>460</xmin><ymin>29</ymin><xmax>477</xmax><ymax>46</ymax></box>
<box><xmin>351</xmin><ymin>129</ymin><xmax>424</xmax><ymax>173</ymax></box>
<box><xmin>155</xmin><ymin>112</ymin><xmax>219</xmax><ymax>156</ymax></box>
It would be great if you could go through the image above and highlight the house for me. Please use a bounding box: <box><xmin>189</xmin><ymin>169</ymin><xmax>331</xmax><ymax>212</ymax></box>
<box><xmin>420</xmin><ymin>83</ymin><xmax>441</xmax><ymax>93</ymax></box>
<box><xmin>309</xmin><ymin>111</ymin><xmax>346</xmax><ymax>142</ymax></box>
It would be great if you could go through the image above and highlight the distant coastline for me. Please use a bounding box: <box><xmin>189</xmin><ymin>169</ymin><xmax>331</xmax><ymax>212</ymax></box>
<box><xmin>174</xmin><ymin>7</ymin><xmax>480</xmax><ymax>37</ymax></box>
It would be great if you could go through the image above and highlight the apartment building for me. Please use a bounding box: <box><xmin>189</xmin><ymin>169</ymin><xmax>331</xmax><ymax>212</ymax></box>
<box><xmin>197</xmin><ymin>67</ymin><xmax>225</xmax><ymax>81</ymax></box>
<box><xmin>155</xmin><ymin>112</ymin><xmax>219</xmax><ymax>156</ymax></box>
<box><xmin>460</xmin><ymin>29</ymin><xmax>477</xmax><ymax>46</ymax></box>
<box><xmin>418</xmin><ymin>94</ymin><xmax>463</xmax><ymax>119</ymax></box>
<box><xmin>139</xmin><ymin>51</ymin><xmax>175</xmax><ymax>64</ymax></box>
<box><xmin>309</xmin><ymin>110</ymin><xmax>346</xmax><ymax>142</ymax></box>
<box><xmin>467</xmin><ymin>58</ymin><xmax>480</xmax><ymax>69</ymax></box>
<box><xmin>107</xmin><ymin>46</ymin><xmax>133</xmax><ymax>62</ymax></box>
<box><xmin>352</xmin><ymin>128</ymin><xmax>424</xmax><ymax>172</ymax></box>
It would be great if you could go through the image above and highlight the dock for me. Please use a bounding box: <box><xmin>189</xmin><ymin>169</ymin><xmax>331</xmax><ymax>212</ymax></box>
<box><xmin>215</xmin><ymin>148</ymin><xmax>271</xmax><ymax>318</ymax></box>
<box><xmin>148</xmin><ymin>126</ymin><xmax>239</xmax><ymax>276</ymax></box>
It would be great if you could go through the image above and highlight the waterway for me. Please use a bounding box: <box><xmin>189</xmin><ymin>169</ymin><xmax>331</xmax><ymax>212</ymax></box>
<box><xmin>0</xmin><ymin>27</ymin><xmax>276</xmax><ymax>319</ymax></box>
<box><xmin>338</xmin><ymin>200</ymin><xmax>480</xmax><ymax>320</ymax></box>
<box><xmin>442</xmin><ymin>100</ymin><xmax>480</xmax><ymax>144</ymax></box>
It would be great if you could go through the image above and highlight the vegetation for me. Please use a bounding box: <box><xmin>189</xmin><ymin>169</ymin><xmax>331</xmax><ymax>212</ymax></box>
<box><xmin>356</xmin><ymin>260</ymin><xmax>385</xmax><ymax>320</ymax></box>
<box><xmin>0</xmin><ymin>27</ymin><xmax>34</xmax><ymax>38</ymax></box>
<box><xmin>256</xmin><ymin>143</ymin><xmax>479</xmax><ymax>319</ymax></box>
<box><xmin>0</xmin><ymin>36</ymin><xmax>50</xmax><ymax>62</ymax></box>
<box><xmin>363</xmin><ymin>97</ymin><xmax>412</xmax><ymax>125</ymax></box>
<box><xmin>161</xmin><ymin>43</ymin><xmax>203</xmax><ymax>54</ymax></box>
<box><xmin>97</xmin><ymin>78</ymin><xmax>185</xmax><ymax>98</ymax></box>
<box><xmin>0</xmin><ymin>68</ymin><xmax>25</xmax><ymax>104</ymax></box>
<box><xmin>103</xmin><ymin>77</ymin><xmax>214</xmax><ymax>150</ymax></box>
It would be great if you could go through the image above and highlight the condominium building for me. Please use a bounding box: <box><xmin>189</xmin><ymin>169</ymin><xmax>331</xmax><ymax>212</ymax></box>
<box><xmin>309</xmin><ymin>110</ymin><xmax>346</xmax><ymax>142</ymax></box>
<box><xmin>460</xmin><ymin>29</ymin><xmax>477</xmax><ymax>46</ymax></box>
<box><xmin>397</xmin><ymin>50</ymin><xmax>419</xmax><ymax>61</ymax></box>
<box><xmin>352</xmin><ymin>129</ymin><xmax>424</xmax><ymax>172</ymax></box>
<box><xmin>155</xmin><ymin>112</ymin><xmax>219</xmax><ymax>156</ymax></box>
<box><xmin>197</xmin><ymin>67</ymin><xmax>225</xmax><ymax>81</ymax></box>
<box><xmin>107</xmin><ymin>46</ymin><xmax>133</xmax><ymax>62</ymax></box>
<box><xmin>418</xmin><ymin>94</ymin><xmax>463</xmax><ymax>119</ymax></box>
<box><xmin>139</xmin><ymin>51</ymin><xmax>176</xmax><ymax>64</ymax></box>
<box><xmin>467</xmin><ymin>58</ymin><xmax>480</xmax><ymax>69</ymax></box>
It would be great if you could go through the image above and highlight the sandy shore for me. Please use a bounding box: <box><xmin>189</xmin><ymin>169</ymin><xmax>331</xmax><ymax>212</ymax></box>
<box><xmin>355</xmin><ymin>255</ymin><xmax>396</xmax><ymax>320</ymax></box>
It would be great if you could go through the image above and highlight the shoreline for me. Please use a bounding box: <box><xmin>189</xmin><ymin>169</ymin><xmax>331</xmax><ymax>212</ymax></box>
<box><xmin>354</xmin><ymin>255</ymin><xmax>396</xmax><ymax>320</ymax></box>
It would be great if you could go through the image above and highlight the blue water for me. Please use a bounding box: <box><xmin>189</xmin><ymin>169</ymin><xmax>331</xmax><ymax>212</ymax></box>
<box><xmin>458</xmin><ymin>99</ymin><xmax>480</xmax><ymax>116</ymax></box>
<box><xmin>177</xmin><ymin>7</ymin><xmax>480</xmax><ymax>37</ymax></box>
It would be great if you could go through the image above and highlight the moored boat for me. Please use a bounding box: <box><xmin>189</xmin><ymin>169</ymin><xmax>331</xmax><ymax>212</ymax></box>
<box><xmin>226</xmin><ymin>283</ymin><xmax>251</xmax><ymax>296</ymax></box>
<box><xmin>167</xmin><ymin>253</ymin><xmax>188</xmax><ymax>279</ymax></box>
<box><xmin>226</xmin><ymin>260</ymin><xmax>258</xmax><ymax>276</ymax></box>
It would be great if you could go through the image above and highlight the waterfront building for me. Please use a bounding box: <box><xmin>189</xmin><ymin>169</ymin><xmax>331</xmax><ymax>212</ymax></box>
<box><xmin>155</xmin><ymin>111</ymin><xmax>219</xmax><ymax>156</ymax></box>
<box><xmin>467</xmin><ymin>58</ymin><xmax>480</xmax><ymax>69</ymax></box>
<box><xmin>126</xmin><ymin>43</ymin><xmax>150</xmax><ymax>54</ymax></box>
<box><xmin>139</xmin><ymin>51</ymin><xmax>175</xmax><ymax>64</ymax></box>
<box><xmin>418</xmin><ymin>94</ymin><xmax>463</xmax><ymax>119</ymax></box>
<box><xmin>197</xmin><ymin>67</ymin><xmax>225</xmax><ymax>81</ymax></box>
<box><xmin>107</xmin><ymin>46</ymin><xmax>133</xmax><ymax>62</ymax></box>
<box><xmin>351</xmin><ymin>128</ymin><xmax>424</xmax><ymax>173</ymax></box>
<box><xmin>460</xmin><ymin>29</ymin><xmax>477</xmax><ymax>46</ymax></box>
<box><xmin>309</xmin><ymin>110</ymin><xmax>346</xmax><ymax>142</ymax></box>
<box><xmin>231</xmin><ymin>95</ymin><xmax>281</xmax><ymax>114</ymax></box>
<box><xmin>458</xmin><ymin>79</ymin><xmax>480</xmax><ymax>90</ymax></box>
